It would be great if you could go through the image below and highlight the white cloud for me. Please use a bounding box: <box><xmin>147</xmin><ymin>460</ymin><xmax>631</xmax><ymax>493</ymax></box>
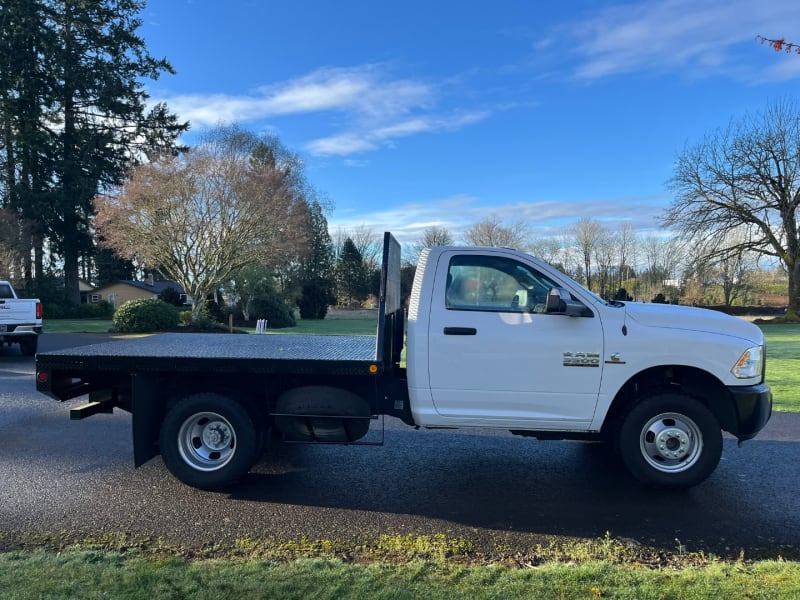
<box><xmin>155</xmin><ymin>64</ymin><xmax>492</xmax><ymax>158</ymax></box>
<box><xmin>305</xmin><ymin>134</ymin><xmax>378</xmax><ymax>156</ymax></box>
<box><xmin>160</xmin><ymin>65</ymin><xmax>431</xmax><ymax>126</ymax></box>
<box><xmin>255</xmin><ymin>66</ymin><xmax>432</xmax><ymax>117</ymax></box>
<box><xmin>306</xmin><ymin>111</ymin><xmax>491</xmax><ymax>157</ymax></box>
<box><xmin>328</xmin><ymin>193</ymin><xmax>669</xmax><ymax>245</ymax></box>
<box><xmin>562</xmin><ymin>0</ymin><xmax>800</xmax><ymax>81</ymax></box>
<box><xmin>758</xmin><ymin>54</ymin><xmax>800</xmax><ymax>82</ymax></box>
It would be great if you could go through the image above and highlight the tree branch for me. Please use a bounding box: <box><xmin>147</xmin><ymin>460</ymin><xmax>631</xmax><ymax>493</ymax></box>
<box><xmin>757</xmin><ymin>36</ymin><xmax>800</xmax><ymax>54</ymax></box>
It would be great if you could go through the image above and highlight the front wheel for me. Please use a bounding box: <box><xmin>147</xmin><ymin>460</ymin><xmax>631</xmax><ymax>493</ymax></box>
<box><xmin>159</xmin><ymin>393</ymin><xmax>259</xmax><ymax>489</ymax></box>
<box><xmin>618</xmin><ymin>393</ymin><xmax>722</xmax><ymax>489</ymax></box>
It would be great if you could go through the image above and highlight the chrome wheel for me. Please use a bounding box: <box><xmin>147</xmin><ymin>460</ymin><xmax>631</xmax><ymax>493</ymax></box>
<box><xmin>639</xmin><ymin>412</ymin><xmax>703</xmax><ymax>473</ymax></box>
<box><xmin>177</xmin><ymin>411</ymin><xmax>237</xmax><ymax>472</ymax></box>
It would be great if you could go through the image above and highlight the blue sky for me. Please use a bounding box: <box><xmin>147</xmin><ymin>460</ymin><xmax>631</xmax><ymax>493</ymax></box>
<box><xmin>139</xmin><ymin>0</ymin><xmax>800</xmax><ymax>244</ymax></box>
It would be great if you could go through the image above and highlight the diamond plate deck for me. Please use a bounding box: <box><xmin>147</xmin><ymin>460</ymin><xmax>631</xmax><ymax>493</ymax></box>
<box><xmin>38</xmin><ymin>333</ymin><xmax>380</xmax><ymax>376</ymax></box>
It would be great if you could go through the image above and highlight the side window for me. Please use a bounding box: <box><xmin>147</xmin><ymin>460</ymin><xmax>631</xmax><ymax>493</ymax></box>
<box><xmin>445</xmin><ymin>255</ymin><xmax>559</xmax><ymax>313</ymax></box>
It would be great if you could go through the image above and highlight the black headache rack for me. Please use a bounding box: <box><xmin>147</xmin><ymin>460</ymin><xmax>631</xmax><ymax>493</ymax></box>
<box><xmin>375</xmin><ymin>232</ymin><xmax>404</xmax><ymax>374</ymax></box>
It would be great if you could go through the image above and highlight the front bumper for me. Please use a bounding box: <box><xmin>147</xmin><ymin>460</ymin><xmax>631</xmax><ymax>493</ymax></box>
<box><xmin>728</xmin><ymin>383</ymin><xmax>772</xmax><ymax>441</ymax></box>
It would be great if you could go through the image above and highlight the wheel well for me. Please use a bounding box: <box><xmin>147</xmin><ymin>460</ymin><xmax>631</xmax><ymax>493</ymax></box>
<box><xmin>602</xmin><ymin>365</ymin><xmax>737</xmax><ymax>437</ymax></box>
<box><xmin>159</xmin><ymin>377</ymin><xmax>268</xmax><ymax>429</ymax></box>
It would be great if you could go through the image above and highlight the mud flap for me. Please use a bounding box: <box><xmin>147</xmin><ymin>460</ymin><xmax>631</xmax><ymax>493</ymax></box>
<box><xmin>131</xmin><ymin>373</ymin><xmax>164</xmax><ymax>467</ymax></box>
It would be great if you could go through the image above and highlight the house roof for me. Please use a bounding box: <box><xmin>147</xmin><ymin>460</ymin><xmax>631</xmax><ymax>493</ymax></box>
<box><xmin>93</xmin><ymin>280</ymin><xmax>186</xmax><ymax>295</ymax></box>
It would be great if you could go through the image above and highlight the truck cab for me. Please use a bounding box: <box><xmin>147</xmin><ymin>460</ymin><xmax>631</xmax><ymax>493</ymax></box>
<box><xmin>405</xmin><ymin>245</ymin><xmax>772</xmax><ymax>488</ymax></box>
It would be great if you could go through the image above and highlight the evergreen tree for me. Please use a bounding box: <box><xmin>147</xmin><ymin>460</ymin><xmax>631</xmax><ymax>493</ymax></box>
<box><xmin>48</xmin><ymin>0</ymin><xmax>187</xmax><ymax>303</ymax></box>
<box><xmin>0</xmin><ymin>0</ymin><xmax>57</xmax><ymax>283</ymax></box>
<box><xmin>94</xmin><ymin>244</ymin><xmax>135</xmax><ymax>285</ymax></box>
<box><xmin>335</xmin><ymin>238</ymin><xmax>368</xmax><ymax>307</ymax></box>
<box><xmin>0</xmin><ymin>1</ymin><xmax>187</xmax><ymax>302</ymax></box>
<box><xmin>301</xmin><ymin>202</ymin><xmax>335</xmax><ymax>282</ymax></box>
<box><xmin>297</xmin><ymin>201</ymin><xmax>336</xmax><ymax>318</ymax></box>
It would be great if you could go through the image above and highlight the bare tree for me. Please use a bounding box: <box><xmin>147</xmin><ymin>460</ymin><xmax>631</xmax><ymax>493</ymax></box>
<box><xmin>463</xmin><ymin>215</ymin><xmax>528</xmax><ymax>248</ymax></box>
<box><xmin>616</xmin><ymin>222</ymin><xmax>638</xmax><ymax>293</ymax></box>
<box><xmin>664</xmin><ymin>99</ymin><xmax>800</xmax><ymax>317</ymax></box>
<box><xmin>349</xmin><ymin>225</ymin><xmax>382</xmax><ymax>273</ymax></box>
<box><xmin>572</xmin><ymin>217</ymin><xmax>603</xmax><ymax>290</ymax></box>
<box><xmin>528</xmin><ymin>236</ymin><xmax>562</xmax><ymax>266</ymax></box>
<box><xmin>711</xmin><ymin>232</ymin><xmax>758</xmax><ymax>306</ymax></box>
<box><xmin>333</xmin><ymin>225</ymin><xmax>381</xmax><ymax>272</ymax></box>
<box><xmin>639</xmin><ymin>234</ymin><xmax>686</xmax><ymax>302</ymax></box>
<box><xmin>94</xmin><ymin>125</ymin><xmax>312</xmax><ymax>320</ymax></box>
<box><xmin>407</xmin><ymin>225</ymin><xmax>454</xmax><ymax>265</ymax></box>
<box><xmin>593</xmin><ymin>228</ymin><xmax>616</xmax><ymax>299</ymax></box>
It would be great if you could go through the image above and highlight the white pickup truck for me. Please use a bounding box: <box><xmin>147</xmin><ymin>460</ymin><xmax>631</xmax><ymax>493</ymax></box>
<box><xmin>0</xmin><ymin>280</ymin><xmax>42</xmax><ymax>356</ymax></box>
<box><xmin>36</xmin><ymin>234</ymin><xmax>772</xmax><ymax>490</ymax></box>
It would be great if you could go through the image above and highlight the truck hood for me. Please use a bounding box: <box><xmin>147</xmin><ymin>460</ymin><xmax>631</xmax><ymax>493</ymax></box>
<box><xmin>622</xmin><ymin>302</ymin><xmax>763</xmax><ymax>344</ymax></box>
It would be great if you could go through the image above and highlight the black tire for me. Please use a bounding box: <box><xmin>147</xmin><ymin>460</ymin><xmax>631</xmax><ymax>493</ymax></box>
<box><xmin>618</xmin><ymin>393</ymin><xmax>722</xmax><ymax>489</ymax></box>
<box><xmin>274</xmin><ymin>386</ymin><xmax>370</xmax><ymax>442</ymax></box>
<box><xmin>19</xmin><ymin>336</ymin><xmax>38</xmax><ymax>356</ymax></box>
<box><xmin>159</xmin><ymin>393</ymin><xmax>259</xmax><ymax>490</ymax></box>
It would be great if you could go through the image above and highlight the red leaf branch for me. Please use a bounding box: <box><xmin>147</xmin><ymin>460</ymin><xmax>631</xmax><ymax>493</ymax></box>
<box><xmin>757</xmin><ymin>36</ymin><xmax>800</xmax><ymax>54</ymax></box>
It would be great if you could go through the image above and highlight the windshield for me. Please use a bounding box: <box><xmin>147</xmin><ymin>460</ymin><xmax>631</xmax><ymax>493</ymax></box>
<box><xmin>524</xmin><ymin>253</ymin><xmax>614</xmax><ymax>307</ymax></box>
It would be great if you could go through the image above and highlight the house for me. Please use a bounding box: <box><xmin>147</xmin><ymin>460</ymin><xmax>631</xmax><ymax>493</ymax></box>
<box><xmin>79</xmin><ymin>280</ymin><xmax>97</xmax><ymax>304</ymax></box>
<box><xmin>90</xmin><ymin>276</ymin><xmax>188</xmax><ymax>309</ymax></box>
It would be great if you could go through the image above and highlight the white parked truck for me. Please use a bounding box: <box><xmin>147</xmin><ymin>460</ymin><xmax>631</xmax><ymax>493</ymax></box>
<box><xmin>36</xmin><ymin>234</ymin><xmax>772</xmax><ymax>490</ymax></box>
<box><xmin>0</xmin><ymin>280</ymin><xmax>42</xmax><ymax>356</ymax></box>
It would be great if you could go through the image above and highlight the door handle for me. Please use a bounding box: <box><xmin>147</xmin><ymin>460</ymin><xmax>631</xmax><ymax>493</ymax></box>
<box><xmin>443</xmin><ymin>327</ymin><xmax>477</xmax><ymax>335</ymax></box>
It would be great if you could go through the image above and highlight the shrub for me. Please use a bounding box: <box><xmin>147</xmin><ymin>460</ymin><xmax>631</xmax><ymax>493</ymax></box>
<box><xmin>298</xmin><ymin>282</ymin><xmax>333</xmax><ymax>319</ymax></box>
<box><xmin>248</xmin><ymin>292</ymin><xmax>296</xmax><ymax>328</ymax></box>
<box><xmin>652</xmin><ymin>293</ymin><xmax>668</xmax><ymax>304</ymax></box>
<box><xmin>76</xmin><ymin>301</ymin><xmax>114</xmax><ymax>319</ymax></box>
<box><xmin>113</xmin><ymin>298</ymin><xmax>179</xmax><ymax>333</ymax></box>
<box><xmin>204</xmin><ymin>298</ymin><xmax>226</xmax><ymax>323</ymax></box>
<box><xmin>614</xmin><ymin>288</ymin><xmax>633</xmax><ymax>302</ymax></box>
<box><xmin>158</xmin><ymin>286</ymin><xmax>184</xmax><ymax>307</ymax></box>
<box><xmin>43</xmin><ymin>302</ymin><xmax>67</xmax><ymax>319</ymax></box>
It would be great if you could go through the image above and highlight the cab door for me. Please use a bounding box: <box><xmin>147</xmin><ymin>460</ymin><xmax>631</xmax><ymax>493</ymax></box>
<box><xmin>427</xmin><ymin>251</ymin><xmax>604</xmax><ymax>428</ymax></box>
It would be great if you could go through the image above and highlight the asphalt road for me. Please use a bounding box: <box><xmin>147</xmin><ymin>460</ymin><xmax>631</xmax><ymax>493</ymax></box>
<box><xmin>1</xmin><ymin>333</ymin><xmax>798</xmax><ymax>558</ymax></box>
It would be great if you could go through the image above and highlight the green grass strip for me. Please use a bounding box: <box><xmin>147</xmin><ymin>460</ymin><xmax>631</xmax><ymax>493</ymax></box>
<box><xmin>760</xmin><ymin>324</ymin><xmax>800</xmax><ymax>412</ymax></box>
<box><xmin>1</xmin><ymin>552</ymin><xmax>799</xmax><ymax>600</ymax></box>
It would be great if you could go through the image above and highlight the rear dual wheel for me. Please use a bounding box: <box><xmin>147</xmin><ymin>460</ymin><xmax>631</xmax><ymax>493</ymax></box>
<box><xmin>159</xmin><ymin>393</ymin><xmax>260</xmax><ymax>490</ymax></box>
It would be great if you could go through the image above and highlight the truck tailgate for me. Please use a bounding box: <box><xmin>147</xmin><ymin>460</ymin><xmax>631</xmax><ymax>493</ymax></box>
<box><xmin>0</xmin><ymin>299</ymin><xmax>38</xmax><ymax>327</ymax></box>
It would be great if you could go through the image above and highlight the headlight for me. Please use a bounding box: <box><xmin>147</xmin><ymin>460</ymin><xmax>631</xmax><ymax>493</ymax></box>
<box><xmin>732</xmin><ymin>346</ymin><xmax>764</xmax><ymax>379</ymax></box>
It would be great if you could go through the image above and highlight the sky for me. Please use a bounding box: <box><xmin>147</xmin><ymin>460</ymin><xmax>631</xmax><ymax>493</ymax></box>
<box><xmin>138</xmin><ymin>0</ymin><xmax>800</xmax><ymax>245</ymax></box>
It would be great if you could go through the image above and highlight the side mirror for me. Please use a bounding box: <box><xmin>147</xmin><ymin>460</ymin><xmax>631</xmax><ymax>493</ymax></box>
<box><xmin>545</xmin><ymin>288</ymin><xmax>591</xmax><ymax>317</ymax></box>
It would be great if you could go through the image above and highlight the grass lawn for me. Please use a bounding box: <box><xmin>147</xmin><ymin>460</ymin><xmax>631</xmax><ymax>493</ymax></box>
<box><xmin>43</xmin><ymin>317</ymin><xmax>379</xmax><ymax>336</ymax></box>
<box><xmin>43</xmin><ymin>318</ymin><xmax>114</xmax><ymax>334</ymax></box>
<box><xmin>1</xmin><ymin>548</ymin><xmax>799</xmax><ymax>600</ymax></box>
<box><xmin>759</xmin><ymin>323</ymin><xmax>800</xmax><ymax>412</ymax></box>
<box><xmin>262</xmin><ymin>316</ymin><xmax>377</xmax><ymax>336</ymax></box>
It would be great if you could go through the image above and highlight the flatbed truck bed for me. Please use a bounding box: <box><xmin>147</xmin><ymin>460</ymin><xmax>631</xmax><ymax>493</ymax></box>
<box><xmin>37</xmin><ymin>332</ymin><xmax>382</xmax><ymax>383</ymax></box>
<box><xmin>34</xmin><ymin>234</ymin><xmax>407</xmax><ymax>488</ymax></box>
